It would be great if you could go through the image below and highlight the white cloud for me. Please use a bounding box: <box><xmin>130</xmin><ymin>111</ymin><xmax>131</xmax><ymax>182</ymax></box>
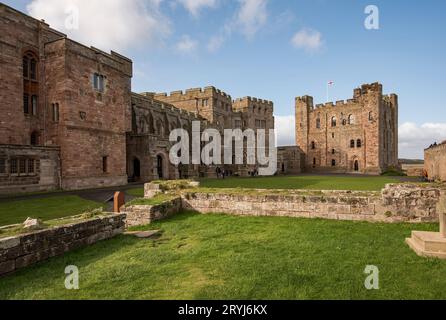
<box><xmin>399</xmin><ymin>122</ymin><xmax>446</xmax><ymax>159</ymax></box>
<box><xmin>206</xmin><ymin>0</ymin><xmax>268</xmax><ymax>52</ymax></box>
<box><xmin>235</xmin><ymin>0</ymin><xmax>268</xmax><ymax>39</ymax></box>
<box><xmin>26</xmin><ymin>0</ymin><xmax>170</xmax><ymax>53</ymax></box>
<box><xmin>177</xmin><ymin>0</ymin><xmax>218</xmax><ymax>16</ymax></box>
<box><xmin>275</xmin><ymin>115</ymin><xmax>296</xmax><ymax>146</ymax></box>
<box><xmin>291</xmin><ymin>28</ymin><xmax>323</xmax><ymax>52</ymax></box>
<box><xmin>176</xmin><ymin>35</ymin><xmax>198</xmax><ymax>54</ymax></box>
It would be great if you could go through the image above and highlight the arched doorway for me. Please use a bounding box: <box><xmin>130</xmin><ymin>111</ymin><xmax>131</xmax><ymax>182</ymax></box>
<box><xmin>157</xmin><ymin>155</ymin><xmax>164</xmax><ymax>179</ymax></box>
<box><xmin>354</xmin><ymin>160</ymin><xmax>359</xmax><ymax>172</ymax></box>
<box><xmin>133</xmin><ymin>158</ymin><xmax>141</xmax><ymax>180</ymax></box>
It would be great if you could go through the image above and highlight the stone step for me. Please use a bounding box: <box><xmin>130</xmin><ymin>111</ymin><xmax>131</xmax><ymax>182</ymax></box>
<box><xmin>406</xmin><ymin>232</ymin><xmax>446</xmax><ymax>260</ymax></box>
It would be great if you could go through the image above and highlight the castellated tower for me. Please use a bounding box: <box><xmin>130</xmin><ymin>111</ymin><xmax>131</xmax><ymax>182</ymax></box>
<box><xmin>295</xmin><ymin>82</ymin><xmax>398</xmax><ymax>174</ymax></box>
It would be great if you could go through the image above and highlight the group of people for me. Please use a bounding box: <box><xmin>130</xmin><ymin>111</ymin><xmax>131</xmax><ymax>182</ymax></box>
<box><xmin>215</xmin><ymin>167</ymin><xmax>231</xmax><ymax>179</ymax></box>
<box><xmin>215</xmin><ymin>167</ymin><xmax>259</xmax><ymax>179</ymax></box>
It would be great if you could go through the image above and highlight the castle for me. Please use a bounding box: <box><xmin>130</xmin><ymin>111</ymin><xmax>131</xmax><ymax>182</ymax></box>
<box><xmin>295</xmin><ymin>83</ymin><xmax>399</xmax><ymax>174</ymax></box>
<box><xmin>0</xmin><ymin>3</ymin><xmax>294</xmax><ymax>194</ymax></box>
<box><xmin>0</xmin><ymin>4</ymin><xmax>399</xmax><ymax>195</ymax></box>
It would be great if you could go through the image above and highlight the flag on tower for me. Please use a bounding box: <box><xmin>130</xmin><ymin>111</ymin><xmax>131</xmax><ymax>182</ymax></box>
<box><xmin>328</xmin><ymin>81</ymin><xmax>334</xmax><ymax>86</ymax></box>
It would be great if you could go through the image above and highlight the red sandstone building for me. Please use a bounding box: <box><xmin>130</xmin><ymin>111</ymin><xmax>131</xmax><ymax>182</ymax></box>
<box><xmin>0</xmin><ymin>4</ymin><xmax>281</xmax><ymax>194</ymax></box>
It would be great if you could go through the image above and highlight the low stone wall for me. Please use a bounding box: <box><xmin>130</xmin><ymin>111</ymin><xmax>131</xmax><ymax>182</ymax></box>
<box><xmin>381</xmin><ymin>184</ymin><xmax>441</xmax><ymax>220</ymax></box>
<box><xmin>182</xmin><ymin>184</ymin><xmax>443</xmax><ymax>223</ymax></box>
<box><xmin>124</xmin><ymin>198</ymin><xmax>182</xmax><ymax>227</ymax></box>
<box><xmin>0</xmin><ymin>214</ymin><xmax>125</xmax><ymax>277</ymax></box>
<box><xmin>126</xmin><ymin>183</ymin><xmax>444</xmax><ymax>227</ymax></box>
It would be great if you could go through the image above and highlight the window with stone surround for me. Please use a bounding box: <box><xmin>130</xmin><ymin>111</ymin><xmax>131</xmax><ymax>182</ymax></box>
<box><xmin>52</xmin><ymin>103</ymin><xmax>60</xmax><ymax>122</ymax></box>
<box><xmin>331</xmin><ymin>116</ymin><xmax>337</xmax><ymax>127</ymax></box>
<box><xmin>369</xmin><ymin>111</ymin><xmax>373</xmax><ymax>121</ymax></box>
<box><xmin>10</xmin><ymin>159</ymin><xmax>18</xmax><ymax>174</ymax></box>
<box><xmin>23</xmin><ymin>52</ymin><xmax>38</xmax><ymax>81</ymax></box>
<box><xmin>348</xmin><ymin>114</ymin><xmax>355</xmax><ymax>125</ymax></box>
<box><xmin>31</xmin><ymin>95</ymin><xmax>38</xmax><ymax>115</ymax></box>
<box><xmin>19</xmin><ymin>159</ymin><xmax>26</xmax><ymax>174</ymax></box>
<box><xmin>332</xmin><ymin>159</ymin><xmax>336</xmax><ymax>166</ymax></box>
<box><xmin>0</xmin><ymin>159</ymin><xmax>5</xmax><ymax>174</ymax></box>
<box><xmin>316</xmin><ymin>118</ymin><xmax>321</xmax><ymax>129</ymax></box>
<box><xmin>23</xmin><ymin>94</ymin><xmax>29</xmax><ymax>114</ymax></box>
<box><xmin>311</xmin><ymin>141</ymin><xmax>316</xmax><ymax>150</ymax></box>
<box><xmin>93</xmin><ymin>73</ymin><xmax>105</xmax><ymax>93</ymax></box>
<box><xmin>350</xmin><ymin>140</ymin><xmax>355</xmax><ymax>148</ymax></box>
<box><xmin>23</xmin><ymin>52</ymin><xmax>38</xmax><ymax>115</ymax></box>
<box><xmin>357</xmin><ymin>139</ymin><xmax>362</xmax><ymax>148</ymax></box>
<box><xmin>103</xmin><ymin>156</ymin><xmax>108</xmax><ymax>173</ymax></box>
<box><xmin>28</xmin><ymin>159</ymin><xmax>35</xmax><ymax>174</ymax></box>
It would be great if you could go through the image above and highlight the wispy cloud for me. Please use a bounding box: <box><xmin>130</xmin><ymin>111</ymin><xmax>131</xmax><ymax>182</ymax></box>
<box><xmin>176</xmin><ymin>35</ymin><xmax>198</xmax><ymax>54</ymax></box>
<box><xmin>26</xmin><ymin>0</ymin><xmax>170</xmax><ymax>53</ymax></box>
<box><xmin>176</xmin><ymin>0</ymin><xmax>218</xmax><ymax>17</ymax></box>
<box><xmin>235</xmin><ymin>0</ymin><xmax>268</xmax><ymax>39</ymax></box>
<box><xmin>291</xmin><ymin>28</ymin><xmax>323</xmax><ymax>53</ymax></box>
<box><xmin>207</xmin><ymin>0</ymin><xmax>268</xmax><ymax>52</ymax></box>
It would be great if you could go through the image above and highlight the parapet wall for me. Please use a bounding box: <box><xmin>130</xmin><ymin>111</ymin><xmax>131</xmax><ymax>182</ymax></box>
<box><xmin>0</xmin><ymin>214</ymin><xmax>125</xmax><ymax>277</ymax></box>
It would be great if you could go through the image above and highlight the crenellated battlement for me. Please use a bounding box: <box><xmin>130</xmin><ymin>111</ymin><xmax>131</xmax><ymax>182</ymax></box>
<box><xmin>154</xmin><ymin>86</ymin><xmax>232</xmax><ymax>101</ymax></box>
<box><xmin>296</xmin><ymin>83</ymin><xmax>394</xmax><ymax>113</ymax></box>
<box><xmin>233</xmin><ymin>96</ymin><xmax>273</xmax><ymax>107</ymax></box>
<box><xmin>131</xmin><ymin>92</ymin><xmax>199</xmax><ymax>119</ymax></box>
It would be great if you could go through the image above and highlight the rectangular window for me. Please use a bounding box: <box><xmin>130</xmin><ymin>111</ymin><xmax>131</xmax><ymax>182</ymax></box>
<box><xmin>102</xmin><ymin>156</ymin><xmax>108</xmax><ymax>173</ymax></box>
<box><xmin>0</xmin><ymin>159</ymin><xmax>5</xmax><ymax>174</ymax></box>
<box><xmin>32</xmin><ymin>95</ymin><xmax>38</xmax><ymax>115</ymax></box>
<box><xmin>28</xmin><ymin>159</ymin><xmax>35</xmax><ymax>174</ymax></box>
<box><xmin>52</xmin><ymin>103</ymin><xmax>60</xmax><ymax>122</ymax></box>
<box><xmin>10</xmin><ymin>159</ymin><xmax>18</xmax><ymax>174</ymax></box>
<box><xmin>24</xmin><ymin>94</ymin><xmax>29</xmax><ymax>114</ymax></box>
<box><xmin>23</xmin><ymin>57</ymin><xmax>29</xmax><ymax>78</ymax></box>
<box><xmin>93</xmin><ymin>73</ymin><xmax>105</xmax><ymax>93</ymax></box>
<box><xmin>19</xmin><ymin>159</ymin><xmax>26</xmax><ymax>174</ymax></box>
<box><xmin>30</xmin><ymin>59</ymin><xmax>37</xmax><ymax>80</ymax></box>
<box><xmin>235</xmin><ymin>120</ymin><xmax>241</xmax><ymax>128</ymax></box>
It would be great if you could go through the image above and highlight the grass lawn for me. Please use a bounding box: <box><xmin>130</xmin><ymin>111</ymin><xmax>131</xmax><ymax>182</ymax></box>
<box><xmin>1</xmin><ymin>212</ymin><xmax>445</xmax><ymax>300</ymax></box>
<box><xmin>0</xmin><ymin>196</ymin><xmax>104</xmax><ymax>226</ymax></box>
<box><xmin>126</xmin><ymin>188</ymin><xmax>145</xmax><ymax>198</ymax></box>
<box><xmin>199</xmin><ymin>175</ymin><xmax>400</xmax><ymax>191</ymax></box>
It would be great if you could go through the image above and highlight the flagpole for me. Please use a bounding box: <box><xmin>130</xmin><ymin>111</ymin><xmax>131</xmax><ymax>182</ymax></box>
<box><xmin>326</xmin><ymin>82</ymin><xmax>329</xmax><ymax>103</ymax></box>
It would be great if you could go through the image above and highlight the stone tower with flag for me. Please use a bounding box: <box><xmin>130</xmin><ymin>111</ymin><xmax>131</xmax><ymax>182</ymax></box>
<box><xmin>295</xmin><ymin>82</ymin><xmax>399</xmax><ymax>174</ymax></box>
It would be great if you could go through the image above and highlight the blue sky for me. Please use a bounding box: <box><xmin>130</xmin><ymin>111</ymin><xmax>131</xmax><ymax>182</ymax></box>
<box><xmin>4</xmin><ymin>0</ymin><xmax>446</xmax><ymax>158</ymax></box>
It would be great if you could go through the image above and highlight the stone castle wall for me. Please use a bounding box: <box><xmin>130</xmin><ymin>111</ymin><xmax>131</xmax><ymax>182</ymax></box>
<box><xmin>295</xmin><ymin>83</ymin><xmax>398</xmax><ymax>174</ymax></box>
<box><xmin>0</xmin><ymin>145</ymin><xmax>60</xmax><ymax>194</ymax></box>
<box><xmin>0</xmin><ymin>3</ymin><xmax>132</xmax><ymax>191</ymax></box>
<box><xmin>0</xmin><ymin>214</ymin><xmax>125</xmax><ymax>277</ymax></box>
<box><xmin>425</xmin><ymin>142</ymin><xmax>446</xmax><ymax>182</ymax></box>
